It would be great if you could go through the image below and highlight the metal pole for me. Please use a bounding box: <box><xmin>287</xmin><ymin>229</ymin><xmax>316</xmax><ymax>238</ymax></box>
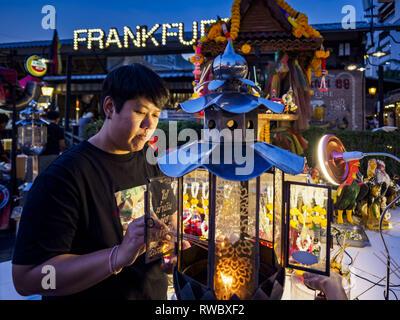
<box><xmin>378</xmin><ymin>64</ymin><xmax>384</xmax><ymax>127</ymax></box>
<box><xmin>65</xmin><ymin>54</ymin><xmax>72</xmax><ymax>132</ymax></box>
<box><xmin>10</xmin><ymin>52</ymin><xmax>18</xmax><ymax>209</ymax></box>
<box><xmin>362</xmin><ymin>70</ymin><xmax>366</xmax><ymax>130</ymax></box>
<box><xmin>10</xmin><ymin>83</ymin><xmax>18</xmax><ymax>203</ymax></box>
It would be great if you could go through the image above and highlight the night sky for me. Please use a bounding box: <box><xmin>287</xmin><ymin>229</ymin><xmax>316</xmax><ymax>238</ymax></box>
<box><xmin>0</xmin><ymin>0</ymin><xmax>366</xmax><ymax>43</ymax></box>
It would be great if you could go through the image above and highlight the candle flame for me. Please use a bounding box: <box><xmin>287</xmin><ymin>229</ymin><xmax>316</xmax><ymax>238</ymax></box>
<box><xmin>220</xmin><ymin>272</ymin><xmax>233</xmax><ymax>288</ymax></box>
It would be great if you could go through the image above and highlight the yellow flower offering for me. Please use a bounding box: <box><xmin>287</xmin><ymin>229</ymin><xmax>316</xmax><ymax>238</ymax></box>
<box><xmin>290</xmin><ymin>220</ymin><xmax>298</xmax><ymax>229</ymax></box>
<box><xmin>241</xmin><ymin>44</ymin><xmax>251</xmax><ymax>54</ymax></box>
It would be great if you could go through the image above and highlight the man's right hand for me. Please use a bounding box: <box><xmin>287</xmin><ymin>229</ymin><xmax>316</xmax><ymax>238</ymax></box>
<box><xmin>117</xmin><ymin>214</ymin><xmax>169</xmax><ymax>269</ymax></box>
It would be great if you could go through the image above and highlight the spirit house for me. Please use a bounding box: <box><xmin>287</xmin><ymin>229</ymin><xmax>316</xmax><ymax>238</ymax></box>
<box><xmin>145</xmin><ymin>41</ymin><xmax>332</xmax><ymax>300</ymax></box>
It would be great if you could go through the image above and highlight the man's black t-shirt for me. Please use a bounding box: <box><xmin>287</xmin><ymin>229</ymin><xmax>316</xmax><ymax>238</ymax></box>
<box><xmin>12</xmin><ymin>140</ymin><xmax>168</xmax><ymax>300</ymax></box>
<box><xmin>42</xmin><ymin>122</ymin><xmax>64</xmax><ymax>155</ymax></box>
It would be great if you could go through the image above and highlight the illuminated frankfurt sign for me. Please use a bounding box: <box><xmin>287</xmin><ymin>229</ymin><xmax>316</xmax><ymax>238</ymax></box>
<box><xmin>73</xmin><ymin>19</ymin><xmax>228</xmax><ymax>51</ymax></box>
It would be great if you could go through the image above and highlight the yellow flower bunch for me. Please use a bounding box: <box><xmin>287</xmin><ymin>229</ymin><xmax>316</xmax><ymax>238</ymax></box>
<box><xmin>290</xmin><ymin>219</ymin><xmax>299</xmax><ymax>229</ymax></box>
<box><xmin>207</xmin><ymin>22</ymin><xmax>223</xmax><ymax>41</ymax></box>
<box><xmin>190</xmin><ymin>54</ymin><xmax>204</xmax><ymax>65</ymax></box>
<box><xmin>276</xmin><ymin>0</ymin><xmax>322</xmax><ymax>39</ymax></box>
<box><xmin>313</xmin><ymin>205</ymin><xmax>327</xmax><ymax>216</ymax></box>
<box><xmin>315</xmin><ymin>49</ymin><xmax>330</xmax><ymax>59</ymax></box>
<box><xmin>312</xmin><ymin>215</ymin><xmax>322</xmax><ymax>225</ymax></box>
<box><xmin>231</xmin><ymin>0</ymin><xmax>241</xmax><ymax>40</ymax></box>
<box><xmin>241</xmin><ymin>43</ymin><xmax>251</xmax><ymax>54</ymax></box>
<box><xmin>290</xmin><ymin>208</ymin><xmax>301</xmax><ymax>216</ymax></box>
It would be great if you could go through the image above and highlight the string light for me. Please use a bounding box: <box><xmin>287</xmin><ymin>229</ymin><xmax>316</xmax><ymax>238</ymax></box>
<box><xmin>73</xmin><ymin>29</ymin><xmax>88</xmax><ymax>51</ymax></box>
<box><xmin>87</xmin><ymin>28</ymin><xmax>105</xmax><ymax>49</ymax></box>
<box><xmin>178</xmin><ymin>22</ymin><xmax>198</xmax><ymax>46</ymax></box>
<box><xmin>200</xmin><ymin>19</ymin><xmax>216</xmax><ymax>38</ymax></box>
<box><xmin>105</xmin><ymin>28</ymin><xmax>122</xmax><ymax>48</ymax></box>
<box><xmin>74</xmin><ymin>18</ymin><xmax>230</xmax><ymax>50</ymax></box>
<box><xmin>162</xmin><ymin>23</ymin><xmax>179</xmax><ymax>45</ymax></box>
<box><xmin>142</xmin><ymin>24</ymin><xmax>160</xmax><ymax>47</ymax></box>
<box><xmin>200</xmin><ymin>18</ymin><xmax>229</xmax><ymax>38</ymax></box>
<box><xmin>124</xmin><ymin>26</ymin><xmax>141</xmax><ymax>48</ymax></box>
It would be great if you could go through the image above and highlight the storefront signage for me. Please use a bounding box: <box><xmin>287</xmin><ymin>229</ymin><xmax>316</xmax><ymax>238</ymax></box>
<box><xmin>24</xmin><ymin>55</ymin><xmax>48</xmax><ymax>77</ymax></box>
<box><xmin>310</xmin><ymin>70</ymin><xmax>363</xmax><ymax>130</ymax></box>
<box><xmin>73</xmin><ymin>19</ymin><xmax>228</xmax><ymax>51</ymax></box>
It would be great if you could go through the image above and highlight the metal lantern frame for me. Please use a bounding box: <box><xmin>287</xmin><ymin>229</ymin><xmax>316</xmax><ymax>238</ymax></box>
<box><xmin>144</xmin><ymin>168</ymin><xmax>333</xmax><ymax>299</ymax></box>
<box><xmin>143</xmin><ymin>40</ymin><xmax>333</xmax><ymax>300</ymax></box>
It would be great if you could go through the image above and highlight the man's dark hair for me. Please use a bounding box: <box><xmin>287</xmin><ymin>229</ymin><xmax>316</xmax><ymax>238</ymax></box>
<box><xmin>0</xmin><ymin>113</ymin><xmax>9</xmax><ymax>125</ymax></box>
<box><xmin>100</xmin><ymin>64</ymin><xmax>170</xmax><ymax>119</ymax></box>
<box><xmin>46</xmin><ymin>111</ymin><xmax>60</xmax><ymax>121</ymax></box>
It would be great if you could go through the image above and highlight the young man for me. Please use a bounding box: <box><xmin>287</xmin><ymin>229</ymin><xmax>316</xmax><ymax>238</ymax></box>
<box><xmin>12</xmin><ymin>64</ymin><xmax>172</xmax><ymax>300</ymax></box>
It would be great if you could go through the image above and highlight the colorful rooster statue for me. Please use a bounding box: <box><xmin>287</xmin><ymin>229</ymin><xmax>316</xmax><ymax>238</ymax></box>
<box><xmin>335</xmin><ymin>160</ymin><xmax>369</xmax><ymax>224</ymax></box>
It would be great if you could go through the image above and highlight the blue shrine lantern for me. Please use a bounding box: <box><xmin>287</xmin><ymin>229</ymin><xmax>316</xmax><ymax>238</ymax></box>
<box><xmin>144</xmin><ymin>41</ymin><xmax>333</xmax><ymax>300</ymax></box>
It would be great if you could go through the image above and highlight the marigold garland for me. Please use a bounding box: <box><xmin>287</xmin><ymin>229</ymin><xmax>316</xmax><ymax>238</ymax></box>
<box><xmin>241</xmin><ymin>43</ymin><xmax>251</xmax><ymax>54</ymax></box>
<box><xmin>275</xmin><ymin>0</ymin><xmax>321</xmax><ymax>39</ymax></box>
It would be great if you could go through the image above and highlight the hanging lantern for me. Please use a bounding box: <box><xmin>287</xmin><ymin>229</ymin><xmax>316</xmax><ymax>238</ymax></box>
<box><xmin>17</xmin><ymin>101</ymin><xmax>48</xmax><ymax>155</ymax></box>
<box><xmin>144</xmin><ymin>42</ymin><xmax>333</xmax><ymax>300</ymax></box>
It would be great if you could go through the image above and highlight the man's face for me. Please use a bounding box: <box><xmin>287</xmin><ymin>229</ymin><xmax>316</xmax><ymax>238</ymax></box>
<box><xmin>109</xmin><ymin>97</ymin><xmax>161</xmax><ymax>152</ymax></box>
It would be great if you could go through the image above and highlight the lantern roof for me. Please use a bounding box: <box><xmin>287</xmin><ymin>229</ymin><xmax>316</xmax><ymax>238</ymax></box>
<box><xmin>158</xmin><ymin>141</ymin><xmax>305</xmax><ymax>181</ymax></box>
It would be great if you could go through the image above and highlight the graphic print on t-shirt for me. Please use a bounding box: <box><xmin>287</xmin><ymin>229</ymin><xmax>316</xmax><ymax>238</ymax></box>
<box><xmin>115</xmin><ymin>185</ymin><xmax>146</xmax><ymax>234</ymax></box>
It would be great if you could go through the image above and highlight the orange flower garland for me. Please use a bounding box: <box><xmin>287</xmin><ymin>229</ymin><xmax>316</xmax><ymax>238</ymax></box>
<box><xmin>275</xmin><ymin>0</ymin><xmax>321</xmax><ymax>39</ymax></box>
<box><xmin>230</xmin><ymin>0</ymin><xmax>242</xmax><ymax>40</ymax></box>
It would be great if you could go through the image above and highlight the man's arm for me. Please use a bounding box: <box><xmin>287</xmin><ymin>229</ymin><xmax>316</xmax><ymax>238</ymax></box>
<box><xmin>12</xmin><ymin>215</ymin><xmax>165</xmax><ymax>296</ymax></box>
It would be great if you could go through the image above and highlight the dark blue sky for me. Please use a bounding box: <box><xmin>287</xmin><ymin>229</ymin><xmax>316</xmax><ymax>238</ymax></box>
<box><xmin>0</xmin><ymin>0</ymin><xmax>366</xmax><ymax>43</ymax></box>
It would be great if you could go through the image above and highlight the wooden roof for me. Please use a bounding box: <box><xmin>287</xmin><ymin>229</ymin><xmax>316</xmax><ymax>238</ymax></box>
<box><xmin>201</xmin><ymin>0</ymin><xmax>323</xmax><ymax>56</ymax></box>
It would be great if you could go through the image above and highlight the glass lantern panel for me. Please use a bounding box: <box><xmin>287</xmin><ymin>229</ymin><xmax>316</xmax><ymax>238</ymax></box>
<box><xmin>178</xmin><ymin>169</ymin><xmax>210</xmax><ymax>285</ymax></box>
<box><xmin>285</xmin><ymin>182</ymin><xmax>331</xmax><ymax>275</ymax></box>
<box><xmin>259</xmin><ymin>172</ymin><xmax>274</xmax><ymax>244</ymax></box>
<box><xmin>273</xmin><ymin>168</ymin><xmax>284</xmax><ymax>266</ymax></box>
<box><xmin>145</xmin><ymin>176</ymin><xmax>178</xmax><ymax>263</ymax></box>
<box><xmin>182</xmin><ymin>169</ymin><xmax>210</xmax><ymax>240</ymax></box>
<box><xmin>213</xmin><ymin>177</ymin><xmax>257</xmax><ymax>300</ymax></box>
<box><xmin>18</xmin><ymin>124</ymin><xmax>47</xmax><ymax>155</ymax></box>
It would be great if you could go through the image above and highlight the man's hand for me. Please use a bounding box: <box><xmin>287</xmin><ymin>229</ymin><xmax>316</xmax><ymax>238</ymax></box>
<box><xmin>303</xmin><ymin>271</ymin><xmax>348</xmax><ymax>300</ymax></box>
<box><xmin>117</xmin><ymin>214</ymin><xmax>169</xmax><ymax>270</ymax></box>
<box><xmin>160</xmin><ymin>240</ymin><xmax>191</xmax><ymax>274</ymax></box>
